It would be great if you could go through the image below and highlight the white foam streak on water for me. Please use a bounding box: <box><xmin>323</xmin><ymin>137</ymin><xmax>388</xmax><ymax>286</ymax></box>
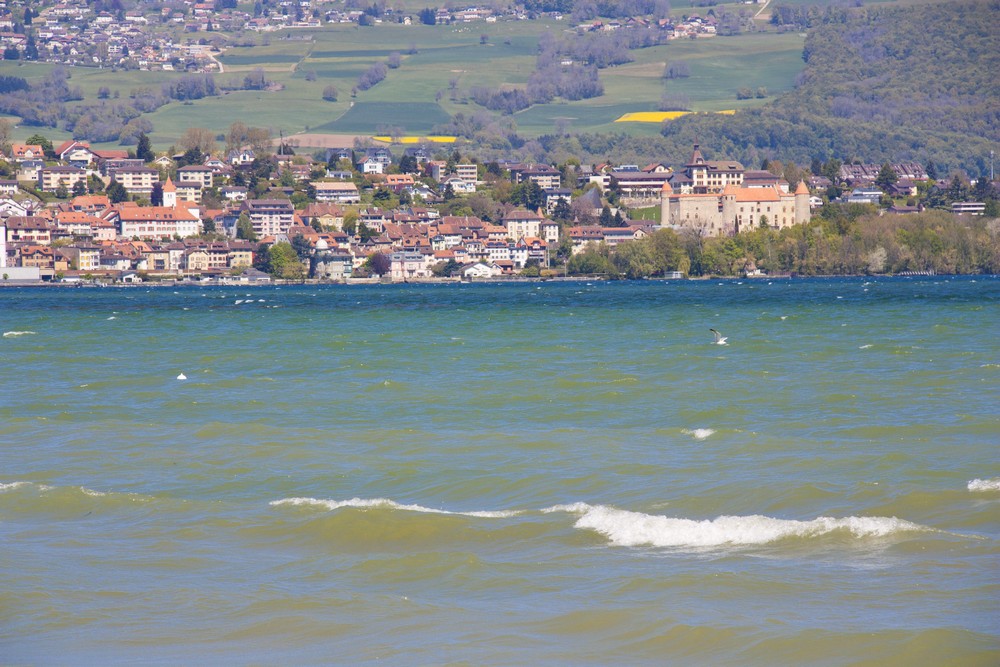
<box><xmin>0</xmin><ymin>480</ymin><xmax>154</xmax><ymax>502</ymax></box>
<box><xmin>0</xmin><ymin>480</ymin><xmax>53</xmax><ymax>492</ymax></box>
<box><xmin>0</xmin><ymin>481</ymin><xmax>31</xmax><ymax>492</ymax></box>
<box><xmin>3</xmin><ymin>330</ymin><xmax>36</xmax><ymax>337</ymax></box>
<box><xmin>683</xmin><ymin>428</ymin><xmax>715</xmax><ymax>440</ymax></box>
<box><xmin>550</xmin><ymin>504</ymin><xmax>928</xmax><ymax>548</ymax></box>
<box><xmin>967</xmin><ymin>478</ymin><xmax>1000</xmax><ymax>492</ymax></box>
<box><xmin>270</xmin><ymin>497</ymin><xmax>522</xmax><ymax>518</ymax></box>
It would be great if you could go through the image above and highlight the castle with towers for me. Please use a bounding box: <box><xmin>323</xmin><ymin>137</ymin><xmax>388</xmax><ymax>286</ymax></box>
<box><xmin>660</xmin><ymin>145</ymin><xmax>811</xmax><ymax>236</ymax></box>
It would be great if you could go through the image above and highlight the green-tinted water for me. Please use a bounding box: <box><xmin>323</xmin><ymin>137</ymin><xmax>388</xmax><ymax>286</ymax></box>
<box><xmin>2</xmin><ymin>278</ymin><xmax>998</xmax><ymax>664</ymax></box>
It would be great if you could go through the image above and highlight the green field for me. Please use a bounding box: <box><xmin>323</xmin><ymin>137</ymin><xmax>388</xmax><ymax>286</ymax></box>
<box><xmin>0</xmin><ymin>19</ymin><xmax>806</xmax><ymax>151</ymax></box>
<box><xmin>317</xmin><ymin>102</ymin><xmax>452</xmax><ymax>134</ymax></box>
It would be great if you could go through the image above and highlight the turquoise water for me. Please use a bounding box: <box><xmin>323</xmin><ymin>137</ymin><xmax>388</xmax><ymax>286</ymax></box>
<box><xmin>2</xmin><ymin>278</ymin><xmax>998</xmax><ymax>665</ymax></box>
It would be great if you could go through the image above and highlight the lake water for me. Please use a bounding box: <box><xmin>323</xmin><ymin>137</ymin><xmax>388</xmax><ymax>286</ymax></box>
<box><xmin>2</xmin><ymin>277</ymin><xmax>998</xmax><ymax>665</ymax></box>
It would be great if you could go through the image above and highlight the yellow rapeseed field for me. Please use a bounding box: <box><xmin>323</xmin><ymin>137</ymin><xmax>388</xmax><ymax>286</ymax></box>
<box><xmin>372</xmin><ymin>136</ymin><xmax>458</xmax><ymax>144</ymax></box>
<box><xmin>615</xmin><ymin>111</ymin><xmax>690</xmax><ymax>123</ymax></box>
<box><xmin>614</xmin><ymin>110</ymin><xmax>737</xmax><ymax>123</ymax></box>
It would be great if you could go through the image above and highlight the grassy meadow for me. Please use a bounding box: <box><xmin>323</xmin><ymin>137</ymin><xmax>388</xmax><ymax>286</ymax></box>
<box><xmin>1</xmin><ymin>17</ymin><xmax>806</xmax><ymax>151</ymax></box>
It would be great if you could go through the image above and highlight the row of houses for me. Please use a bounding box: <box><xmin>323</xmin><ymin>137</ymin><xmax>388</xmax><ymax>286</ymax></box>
<box><xmin>1</xmin><ymin>186</ymin><xmax>662</xmax><ymax>282</ymax></box>
<box><xmin>1</xmin><ymin>232</ymin><xmax>257</xmax><ymax>281</ymax></box>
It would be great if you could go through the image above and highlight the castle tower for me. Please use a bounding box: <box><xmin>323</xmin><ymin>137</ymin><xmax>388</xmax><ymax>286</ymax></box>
<box><xmin>794</xmin><ymin>180</ymin><xmax>810</xmax><ymax>225</ymax></box>
<box><xmin>659</xmin><ymin>181</ymin><xmax>673</xmax><ymax>226</ymax></box>
<box><xmin>162</xmin><ymin>176</ymin><xmax>177</xmax><ymax>208</ymax></box>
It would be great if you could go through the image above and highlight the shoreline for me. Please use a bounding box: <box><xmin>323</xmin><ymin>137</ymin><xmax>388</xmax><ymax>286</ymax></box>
<box><xmin>1</xmin><ymin>271</ymin><xmax>988</xmax><ymax>289</ymax></box>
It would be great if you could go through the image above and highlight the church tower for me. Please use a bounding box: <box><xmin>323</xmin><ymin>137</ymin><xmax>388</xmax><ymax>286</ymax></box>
<box><xmin>162</xmin><ymin>176</ymin><xmax>177</xmax><ymax>208</ymax></box>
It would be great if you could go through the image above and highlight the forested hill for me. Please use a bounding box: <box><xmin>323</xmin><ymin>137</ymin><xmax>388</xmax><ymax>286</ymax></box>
<box><xmin>542</xmin><ymin>0</ymin><xmax>988</xmax><ymax>178</ymax></box>
<box><xmin>794</xmin><ymin>0</ymin><xmax>997</xmax><ymax>140</ymax></box>
<box><xmin>646</xmin><ymin>0</ymin><xmax>999</xmax><ymax>176</ymax></box>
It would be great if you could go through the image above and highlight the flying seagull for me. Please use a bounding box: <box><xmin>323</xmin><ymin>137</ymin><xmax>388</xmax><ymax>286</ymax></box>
<box><xmin>709</xmin><ymin>328</ymin><xmax>728</xmax><ymax>345</ymax></box>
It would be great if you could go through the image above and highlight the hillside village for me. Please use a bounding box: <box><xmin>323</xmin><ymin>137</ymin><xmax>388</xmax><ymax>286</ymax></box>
<box><xmin>0</xmin><ymin>0</ymin><xmax>734</xmax><ymax>72</ymax></box>
<box><xmin>2</xmin><ymin>133</ymin><xmax>989</xmax><ymax>283</ymax></box>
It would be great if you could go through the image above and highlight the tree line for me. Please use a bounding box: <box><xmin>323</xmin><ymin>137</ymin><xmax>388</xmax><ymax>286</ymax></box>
<box><xmin>569</xmin><ymin>209</ymin><xmax>1000</xmax><ymax>279</ymax></box>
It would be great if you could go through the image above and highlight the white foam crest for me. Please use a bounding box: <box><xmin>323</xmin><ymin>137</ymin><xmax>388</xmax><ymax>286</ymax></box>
<box><xmin>269</xmin><ymin>497</ymin><xmax>520</xmax><ymax>518</ymax></box>
<box><xmin>541</xmin><ymin>502</ymin><xmax>597</xmax><ymax>514</ymax></box>
<box><xmin>76</xmin><ymin>486</ymin><xmax>153</xmax><ymax>502</ymax></box>
<box><xmin>682</xmin><ymin>428</ymin><xmax>715</xmax><ymax>440</ymax></box>
<box><xmin>572</xmin><ymin>506</ymin><xmax>927</xmax><ymax>548</ymax></box>
<box><xmin>967</xmin><ymin>478</ymin><xmax>1000</xmax><ymax>492</ymax></box>
<box><xmin>0</xmin><ymin>481</ymin><xmax>31</xmax><ymax>492</ymax></box>
<box><xmin>3</xmin><ymin>331</ymin><xmax>36</xmax><ymax>337</ymax></box>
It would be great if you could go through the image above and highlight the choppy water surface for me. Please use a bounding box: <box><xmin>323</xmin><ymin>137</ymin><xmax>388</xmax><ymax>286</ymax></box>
<box><xmin>2</xmin><ymin>277</ymin><xmax>998</xmax><ymax>665</ymax></box>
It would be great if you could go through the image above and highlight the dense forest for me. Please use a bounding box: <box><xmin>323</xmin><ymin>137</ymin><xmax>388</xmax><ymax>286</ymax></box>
<box><xmin>534</xmin><ymin>0</ymin><xmax>999</xmax><ymax>178</ymax></box>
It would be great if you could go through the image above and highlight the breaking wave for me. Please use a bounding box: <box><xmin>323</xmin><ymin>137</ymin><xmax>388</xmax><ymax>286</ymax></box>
<box><xmin>682</xmin><ymin>428</ymin><xmax>715</xmax><ymax>440</ymax></box>
<box><xmin>3</xmin><ymin>331</ymin><xmax>36</xmax><ymax>337</ymax></box>
<box><xmin>0</xmin><ymin>481</ymin><xmax>36</xmax><ymax>492</ymax></box>
<box><xmin>967</xmin><ymin>478</ymin><xmax>1000</xmax><ymax>492</ymax></box>
<box><xmin>543</xmin><ymin>503</ymin><xmax>929</xmax><ymax>548</ymax></box>
<box><xmin>271</xmin><ymin>498</ymin><xmax>934</xmax><ymax>549</ymax></box>
<box><xmin>269</xmin><ymin>497</ymin><xmax>522</xmax><ymax>519</ymax></box>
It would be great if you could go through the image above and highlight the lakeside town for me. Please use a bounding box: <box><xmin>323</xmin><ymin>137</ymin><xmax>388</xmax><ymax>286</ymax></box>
<box><xmin>2</xmin><ymin>132</ymin><xmax>995</xmax><ymax>284</ymax></box>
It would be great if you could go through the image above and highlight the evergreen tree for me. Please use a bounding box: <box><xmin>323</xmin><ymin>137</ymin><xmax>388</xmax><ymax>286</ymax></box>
<box><xmin>599</xmin><ymin>205</ymin><xmax>613</xmax><ymax>226</ymax></box>
<box><xmin>150</xmin><ymin>182</ymin><xmax>163</xmax><ymax>206</ymax></box>
<box><xmin>72</xmin><ymin>180</ymin><xmax>87</xmax><ymax>197</ymax></box>
<box><xmin>875</xmin><ymin>163</ymin><xmax>898</xmax><ymax>190</ymax></box>
<box><xmin>179</xmin><ymin>146</ymin><xmax>203</xmax><ymax>167</ymax></box>
<box><xmin>512</xmin><ymin>180</ymin><xmax>544</xmax><ymax>211</ymax></box>
<box><xmin>418</xmin><ymin>8</ymin><xmax>436</xmax><ymax>25</ymax></box>
<box><xmin>136</xmin><ymin>132</ymin><xmax>154</xmax><ymax>162</ymax></box>
<box><xmin>398</xmin><ymin>154</ymin><xmax>417</xmax><ymax>174</ymax></box>
<box><xmin>946</xmin><ymin>175</ymin><xmax>968</xmax><ymax>202</ymax></box>
<box><xmin>290</xmin><ymin>234</ymin><xmax>312</xmax><ymax>260</ymax></box>
<box><xmin>107</xmin><ymin>181</ymin><xmax>128</xmax><ymax>203</ymax></box>
<box><xmin>357</xmin><ymin>222</ymin><xmax>376</xmax><ymax>243</ymax></box>
<box><xmin>552</xmin><ymin>198</ymin><xmax>571</xmax><ymax>222</ymax></box>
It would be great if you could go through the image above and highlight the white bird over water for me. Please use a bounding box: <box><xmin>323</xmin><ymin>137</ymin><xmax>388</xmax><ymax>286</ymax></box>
<box><xmin>710</xmin><ymin>328</ymin><xmax>728</xmax><ymax>345</ymax></box>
